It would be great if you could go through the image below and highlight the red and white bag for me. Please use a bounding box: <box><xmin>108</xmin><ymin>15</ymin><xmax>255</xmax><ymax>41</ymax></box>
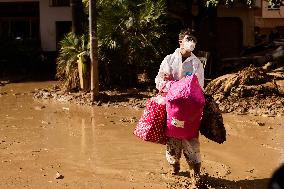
<box><xmin>134</xmin><ymin>89</ymin><xmax>168</xmax><ymax>144</ymax></box>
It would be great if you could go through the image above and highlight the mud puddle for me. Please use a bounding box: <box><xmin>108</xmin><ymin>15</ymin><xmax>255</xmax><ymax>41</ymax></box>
<box><xmin>0</xmin><ymin>81</ymin><xmax>283</xmax><ymax>189</ymax></box>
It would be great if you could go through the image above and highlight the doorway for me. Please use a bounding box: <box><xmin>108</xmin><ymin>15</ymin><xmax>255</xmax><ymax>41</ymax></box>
<box><xmin>56</xmin><ymin>21</ymin><xmax>72</xmax><ymax>50</ymax></box>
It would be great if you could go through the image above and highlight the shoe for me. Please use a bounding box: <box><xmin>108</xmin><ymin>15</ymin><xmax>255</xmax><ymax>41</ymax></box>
<box><xmin>191</xmin><ymin>175</ymin><xmax>209</xmax><ymax>189</ymax></box>
<box><xmin>171</xmin><ymin>163</ymin><xmax>180</xmax><ymax>175</ymax></box>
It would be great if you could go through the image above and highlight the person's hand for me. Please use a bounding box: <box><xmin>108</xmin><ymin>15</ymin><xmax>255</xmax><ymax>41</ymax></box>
<box><xmin>163</xmin><ymin>73</ymin><xmax>173</xmax><ymax>81</ymax></box>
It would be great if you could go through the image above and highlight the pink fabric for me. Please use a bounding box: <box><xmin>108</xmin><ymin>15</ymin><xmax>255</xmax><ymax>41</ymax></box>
<box><xmin>134</xmin><ymin>97</ymin><xmax>168</xmax><ymax>144</ymax></box>
<box><xmin>165</xmin><ymin>75</ymin><xmax>205</xmax><ymax>140</ymax></box>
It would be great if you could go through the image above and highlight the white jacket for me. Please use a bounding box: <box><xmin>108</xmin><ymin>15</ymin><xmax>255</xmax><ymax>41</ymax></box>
<box><xmin>155</xmin><ymin>48</ymin><xmax>204</xmax><ymax>91</ymax></box>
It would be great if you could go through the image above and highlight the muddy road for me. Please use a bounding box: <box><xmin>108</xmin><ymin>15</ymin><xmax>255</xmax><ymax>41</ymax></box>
<box><xmin>0</xmin><ymin>81</ymin><xmax>283</xmax><ymax>189</ymax></box>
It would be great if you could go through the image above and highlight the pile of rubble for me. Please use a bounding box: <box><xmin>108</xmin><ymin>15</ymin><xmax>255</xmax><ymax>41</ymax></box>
<box><xmin>0</xmin><ymin>80</ymin><xmax>9</xmax><ymax>86</ymax></box>
<box><xmin>205</xmin><ymin>65</ymin><xmax>284</xmax><ymax>116</ymax></box>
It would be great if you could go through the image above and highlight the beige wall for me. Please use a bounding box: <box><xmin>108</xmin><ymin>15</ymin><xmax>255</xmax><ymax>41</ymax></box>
<box><xmin>40</xmin><ymin>1</ymin><xmax>72</xmax><ymax>51</ymax></box>
<box><xmin>0</xmin><ymin>0</ymin><xmax>72</xmax><ymax>51</ymax></box>
<box><xmin>255</xmin><ymin>17</ymin><xmax>284</xmax><ymax>30</ymax></box>
<box><xmin>262</xmin><ymin>0</ymin><xmax>284</xmax><ymax>18</ymax></box>
<box><xmin>254</xmin><ymin>1</ymin><xmax>284</xmax><ymax>31</ymax></box>
<box><xmin>218</xmin><ymin>7</ymin><xmax>255</xmax><ymax>46</ymax></box>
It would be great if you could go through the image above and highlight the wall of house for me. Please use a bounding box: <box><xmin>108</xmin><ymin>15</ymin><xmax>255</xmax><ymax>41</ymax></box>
<box><xmin>262</xmin><ymin>0</ymin><xmax>284</xmax><ymax>18</ymax></box>
<box><xmin>254</xmin><ymin>1</ymin><xmax>284</xmax><ymax>33</ymax></box>
<box><xmin>255</xmin><ymin>17</ymin><xmax>284</xmax><ymax>32</ymax></box>
<box><xmin>0</xmin><ymin>0</ymin><xmax>71</xmax><ymax>51</ymax></box>
<box><xmin>39</xmin><ymin>1</ymin><xmax>71</xmax><ymax>51</ymax></box>
<box><xmin>217</xmin><ymin>6</ymin><xmax>255</xmax><ymax>47</ymax></box>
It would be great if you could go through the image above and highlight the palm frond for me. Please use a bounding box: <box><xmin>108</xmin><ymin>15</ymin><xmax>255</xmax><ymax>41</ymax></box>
<box><xmin>56</xmin><ymin>32</ymin><xmax>89</xmax><ymax>90</ymax></box>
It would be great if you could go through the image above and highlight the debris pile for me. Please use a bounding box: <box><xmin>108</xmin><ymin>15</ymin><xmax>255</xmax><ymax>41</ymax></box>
<box><xmin>0</xmin><ymin>80</ymin><xmax>9</xmax><ymax>86</ymax></box>
<box><xmin>205</xmin><ymin>65</ymin><xmax>284</xmax><ymax>116</ymax></box>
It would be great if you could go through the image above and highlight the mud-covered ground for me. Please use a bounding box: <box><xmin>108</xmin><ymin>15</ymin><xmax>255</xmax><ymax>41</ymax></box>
<box><xmin>0</xmin><ymin>81</ymin><xmax>283</xmax><ymax>189</ymax></box>
<box><xmin>32</xmin><ymin>81</ymin><xmax>284</xmax><ymax>117</ymax></box>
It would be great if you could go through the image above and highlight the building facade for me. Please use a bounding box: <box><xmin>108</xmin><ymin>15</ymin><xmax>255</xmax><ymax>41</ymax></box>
<box><xmin>0</xmin><ymin>0</ymin><xmax>72</xmax><ymax>52</ymax></box>
<box><xmin>255</xmin><ymin>0</ymin><xmax>284</xmax><ymax>35</ymax></box>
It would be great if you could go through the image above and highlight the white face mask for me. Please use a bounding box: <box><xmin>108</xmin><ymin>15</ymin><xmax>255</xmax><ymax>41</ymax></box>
<box><xmin>184</xmin><ymin>41</ymin><xmax>196</xmax><ymax>52</ymax></box>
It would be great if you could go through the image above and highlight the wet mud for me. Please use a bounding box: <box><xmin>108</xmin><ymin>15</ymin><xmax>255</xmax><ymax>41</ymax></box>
<box><xmin>0</xmin><ymin>81</ymin><xmax>283</xmax><ymax>189</ymax></box>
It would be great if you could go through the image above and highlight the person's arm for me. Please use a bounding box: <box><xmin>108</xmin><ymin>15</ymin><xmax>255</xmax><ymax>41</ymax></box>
<box><xmin>193</xmin><ymin>58</ymin><xmax>204</xmax><ymax>90</ymax></box>
<box><xmin>155</xmin><ymin>55</ymin><xmax>173</xmax><ymax>91</ymax></box>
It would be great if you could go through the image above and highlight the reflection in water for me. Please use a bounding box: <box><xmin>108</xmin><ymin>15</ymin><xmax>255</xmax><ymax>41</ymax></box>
<box><xmin>91</xmin><ymin>109</ymin><xmax>96</xmax><ymax>141</ymax></box>
<box><xmin>81</xmin><ymin>118</ymin><xmax>86</xmax><ymax>154</ymax></box>
<box><xmin>90</xmin><ymin>108</ymin><xmax>98</xmax><ymax>170</ymax></box>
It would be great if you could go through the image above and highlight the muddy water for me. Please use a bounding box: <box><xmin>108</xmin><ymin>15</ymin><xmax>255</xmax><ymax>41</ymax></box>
<box><xmin>0</xmin><ymin>82</ymin><xmax>283</xmax><ymax>189</ymax></box>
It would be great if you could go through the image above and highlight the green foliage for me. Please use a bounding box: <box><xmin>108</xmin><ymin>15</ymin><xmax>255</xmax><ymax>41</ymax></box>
<box><xmin>59</xmin><ymin>0</ymin><xmax>281</xmax><ymax>88</ymax></box>
<box><xmin>56</xmin><ymin>0</ymin><xmax>167</xmax><ymax>88</ymax></box>
<box><xmin>56</xmin><ymin>32</ymin><xmax>89</xmax><ymax>90</ymax></box>
<box><xmin>95</xmin><ymin>0</ymin><xmax>167</xmax><ymax>87</ymax></box>
<box><xmin>97</xmin><ymin>0</ymin><xmax>166</xmax><ymax>65</ymax></box>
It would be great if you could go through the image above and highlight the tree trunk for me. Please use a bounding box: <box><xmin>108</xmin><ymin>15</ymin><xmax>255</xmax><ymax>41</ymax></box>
<box><xmin>89</xmin><ymin>0</ymin><xmax>99</xmax><ymax>101</ymax></box>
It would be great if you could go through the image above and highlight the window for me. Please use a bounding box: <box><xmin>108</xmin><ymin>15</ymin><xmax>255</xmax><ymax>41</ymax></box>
<box><xmin>49</xmin><ymin>0</ymin><xmax>70</xmax><ymax>7</ymax></box>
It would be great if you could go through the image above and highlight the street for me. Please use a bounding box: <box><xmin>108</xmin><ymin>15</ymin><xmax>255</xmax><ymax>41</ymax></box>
<box><xmin>0</xmin><ymin>81</ymin><xmax>283</xmax><ymax>189</ymax></box>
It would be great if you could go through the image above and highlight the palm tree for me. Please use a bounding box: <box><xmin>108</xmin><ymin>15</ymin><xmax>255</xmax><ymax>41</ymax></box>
<box><xmin>56</xmin><ymin>33</ymin><xmax>89</xmax><ymax>91</ymax></box>
<box><xmin>96</xmin><ymin>0</ymin><xmax>166</xmax><ymax>87</ymax></box>
<box><xmin>56</xmin><ymin>0</ymin><xmax>167</xmax><ymax>90</ymax></box>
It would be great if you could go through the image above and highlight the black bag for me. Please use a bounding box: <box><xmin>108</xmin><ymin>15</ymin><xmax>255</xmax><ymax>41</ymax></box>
<box><xmin>200</xmin><ymin>94</ymin><xmax>226</xmax><ymax>144</ymax></box>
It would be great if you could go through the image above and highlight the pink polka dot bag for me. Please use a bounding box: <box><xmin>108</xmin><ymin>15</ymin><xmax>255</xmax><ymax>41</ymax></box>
<box><xmin>134</xmin><ymin>87</ymin><xmax>168</xmax><ymax>145</ymax></box>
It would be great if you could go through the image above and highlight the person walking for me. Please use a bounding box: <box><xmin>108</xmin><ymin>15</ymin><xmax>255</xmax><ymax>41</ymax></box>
<box><xmin>155</xmin><ymin>28</ymin><xmax>204</xmax><ymax>186</ymax></box>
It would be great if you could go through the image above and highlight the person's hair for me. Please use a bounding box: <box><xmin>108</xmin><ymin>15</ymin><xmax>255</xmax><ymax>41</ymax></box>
<box><xmin>179</xmin><ymin>28</ymin><xmax>197</xmax><ymax>43</ymax></box>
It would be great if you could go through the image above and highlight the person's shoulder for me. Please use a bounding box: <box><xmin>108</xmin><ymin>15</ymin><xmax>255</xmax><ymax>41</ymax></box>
<box><xmin>161</xmin><ymin>55</ymin><xmax>171</xmax><ymax>65</ymax></box>
<box><xmin>163</xmin><ymin>49</ymin><xmax>179</xmax><ymax>62</ymax></box>
<box><xmin>191</xmin><ymin>53</ymin><xmax>201</xmax><ymax>63</ymax></box>
<box><xmin>168</xmin><ymin>49</ymin><xmax>180</xmax><ymax>57</ymax></box>
<box><xmin>190</xmin><ymin>52</ymin><xmax>197</xmax><ymax>58</ymax></box>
